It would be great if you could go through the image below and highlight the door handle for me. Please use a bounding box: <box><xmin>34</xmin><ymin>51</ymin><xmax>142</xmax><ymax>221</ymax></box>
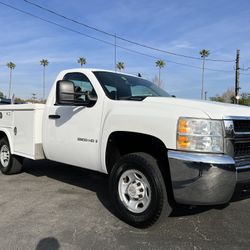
<box><xmin>48</xmin><ymin>114</ymin><xmax>61</xmax><ymax>119</ymax></box>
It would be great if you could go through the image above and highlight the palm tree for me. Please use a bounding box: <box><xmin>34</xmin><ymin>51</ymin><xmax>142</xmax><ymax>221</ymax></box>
<box><xmin>116</xmin><ymin>62</ymin><xmax>125</xmax><ymax>71</ymax></box>
<box><xmin>40</xmin><ymin>59</ymin><xmax>49</xmax><ymax>101</ymax></box>
<box><xmin>6</xmin><ymin>62</ymin><xmax>16</xmax><ymax>99</ymax></box>
<box><xmin>199</xmin><ymin>49</ymin><xmax>210</xmax><ymax>100</ymax></box>
<box><xmin>77</xmin><ymin>57</ymin><xmax>86</xmax><ymax>67</ymax></box>
<box><xmin>155</xmin><ymin>59</ymin><xmax>166</xmax><ymax>86</ymax></box>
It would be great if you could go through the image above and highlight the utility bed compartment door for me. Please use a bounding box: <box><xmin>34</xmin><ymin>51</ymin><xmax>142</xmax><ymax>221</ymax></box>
<box><xmin>0</xmin><ymin>104</ymin><xmax>45</xmax><ymax>160</ymax></box>
<box><xmin>0</xmin><ymin>110</ymin><xmax>13</xmax><ymax>127</ymax></box>
<box><xmin>13</xmin><ymin>109</ymin><xmax>44</xmax><ymax>159</ymax></box>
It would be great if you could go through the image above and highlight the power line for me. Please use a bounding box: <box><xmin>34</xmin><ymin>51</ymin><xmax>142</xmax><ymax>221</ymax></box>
<box><xmin>162</xmin><ymin>60</ymin><xmax>235</xmax><ymax>73</ymax></box>
<box><xmin>0</xmin><ymin>1</ymin><xmax>239</xmax><ymax>74</ymax></box>
<box><xmin>239</xmin><ymin>67</ymin><xmax>250</xmax><ymax>75</ymax></box>
<box><xmin>24</xmin><ymin>0</ymin><xmax>113</xmax><ymax>37</ymax></box>
<box><xmin>0</xmin><ymin>3</ymin><xmax>160</xmax><ymax>62</ymax></box>
<box><xmin>121</xmin><ymin>44</ymin><xmax>236</xmax><ymax>72</ymax></box>
<box><xmin>241</xmin><ymin>67</ymin><xmax>250</xmax><ymax>71</ymax></box>
<box><xmin>116</xmin><ymin>37</ymin><xmax>235</xmax><ymax>63</ymax></box>
<box><xmin>0</xmin><ymin>1</ymin><xmax>114</xmax><ymax>46</ymax></box>
<box><xmin>0</xmin><ymin>3</ymin><xmax>161</xmax><ymax>62</ymax></box>
<box><xmin>204</xmin><ymin>67</ymin><xmax>234</xmax><ymax>73</ymax></box>
<box><xmin>23</xmin><ymin>0</ymin><xmax>235</xmax><ymax>63</ymax></box>
<box><xmin>0</xmin><ymin>1</ymin><xmax>161</xmax><ymax>60</ymax></box>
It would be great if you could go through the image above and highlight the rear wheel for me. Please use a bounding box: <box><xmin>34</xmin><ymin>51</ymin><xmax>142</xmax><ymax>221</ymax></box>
<box><xmin>0</xmin><ymin>137</ymin><xmax>23</xmax><ymax>175</ymax></box>
<box><xmin>109</xmin><ymin>152</ymin><xmax>172</xmax><ymax>228</ymax></box>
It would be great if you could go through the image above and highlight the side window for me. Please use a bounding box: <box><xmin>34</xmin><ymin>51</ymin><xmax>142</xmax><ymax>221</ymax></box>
<box><xmin>63</xmin><ymin>72</ymin><xmax>97</xmax><ymax>104</ymax></box>
<box><xmin>105</xmin><ymin>85</ymin><xmax>118</xmax><ymax>99</ymax></box>
<box><xmin>131</xmin><ymin>85</ymin><xmax>154</xmax><ymax>96</ymax></box>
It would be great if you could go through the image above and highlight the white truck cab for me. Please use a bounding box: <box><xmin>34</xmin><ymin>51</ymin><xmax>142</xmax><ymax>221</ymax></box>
<box><xmin>0</xmin><ymin>68</ymin><xmax>249</xmax><ymax>228</ymax></box>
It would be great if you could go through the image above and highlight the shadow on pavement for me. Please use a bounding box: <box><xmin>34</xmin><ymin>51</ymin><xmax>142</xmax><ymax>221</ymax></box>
<box><xmin>36</xmin><ymin>237</ymin><xmax>60</xmax><ymax>250</ymax></box>
<box><xmin>23</xmin><ymin>159</ymin><xmax>115</xmax><ymax>215</ymax></box>
<box><xmin>23</xmin><ymin>159</ymin><xmax>228</xmax><ymax>220</ymax></box>
<box><xmin>170</xmin><ymin>203</ymin><xmax>229</xmax><ymax>217</ymax></box>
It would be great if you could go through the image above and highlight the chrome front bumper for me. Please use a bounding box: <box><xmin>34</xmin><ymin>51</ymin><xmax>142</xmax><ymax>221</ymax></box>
<box><xmin>168</xmin><ymin>150</ymin><xmax>250</xmax><ymax>205</ymax></box>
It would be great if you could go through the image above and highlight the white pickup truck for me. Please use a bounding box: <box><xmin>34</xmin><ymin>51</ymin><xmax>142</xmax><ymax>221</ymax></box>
<box><xmin>0</xmin><ymin>68</ymin><xmax>249</xmax><ymax>228</ymax></box>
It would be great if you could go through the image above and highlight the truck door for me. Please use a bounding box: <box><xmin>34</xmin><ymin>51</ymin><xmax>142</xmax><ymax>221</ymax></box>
<box><xmin>44</xmin><ymin>72</ymin><xmax>103</xmax><ymax>171</ymax></box>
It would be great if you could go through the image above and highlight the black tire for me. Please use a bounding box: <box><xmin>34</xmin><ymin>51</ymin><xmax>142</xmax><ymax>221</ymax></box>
<box><xmin>109</xmin><ymin>152</ymin><xmax>172</xmax><ymax>228</ymax></box>
<box><xmin>0</xmin><ymin>137</ymin><xmax>23</xmax><ymax>175</ymax></box>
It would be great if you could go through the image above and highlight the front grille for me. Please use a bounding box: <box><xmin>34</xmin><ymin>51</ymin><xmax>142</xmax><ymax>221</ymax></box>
<box><xmin>234</xmin><ymin>120</ymin><xmax>250</xmax><ymax>133</ymax></box>
<box><xmin>234</xmin><ymin>142</ymin><xmax>250</xmax><ymax>158</ymax></box>
<box><xmin>227</xmin><ymin>118</ymin><xmax>250</xmax><ymax>159</ymax></box>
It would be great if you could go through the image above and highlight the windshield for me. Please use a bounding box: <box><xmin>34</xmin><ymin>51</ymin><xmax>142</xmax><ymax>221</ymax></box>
<box><xmin>93</xmin><ymin>71</ymin><xmax>170</xmax><ymax>100</ymax></box>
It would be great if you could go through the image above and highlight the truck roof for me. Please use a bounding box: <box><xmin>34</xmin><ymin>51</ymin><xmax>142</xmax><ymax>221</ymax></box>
<box><xmin>60</xmin><ymin>68</ymin><xmax>144</xmax><ymax>79</ymax></box>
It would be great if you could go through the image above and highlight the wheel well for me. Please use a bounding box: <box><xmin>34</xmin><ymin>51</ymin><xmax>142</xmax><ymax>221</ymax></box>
<box><xmin>0</xmin><ymin>131</ymin><xmax>7</xmax><ymax>141</ymax></box>
<box><xmin>106</xmin><ymin>131</ymin><xmax>168</xmax><ymax>172</ymax></box>
<box><xmin>105</xmin><ymin>131</ymin><xmax>174</xmax><ymax>205</ymax></box>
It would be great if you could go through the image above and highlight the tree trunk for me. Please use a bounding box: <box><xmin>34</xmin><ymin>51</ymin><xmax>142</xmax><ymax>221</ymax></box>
<box><xmin>8</xmin><ymin>69</ymin><xmax>12</xmax><ymax>99</ymax></box>
<box><xmin>201</xmin><ymin>57</ymin><xmax>205</xmax><ymax>100</ymax></box>
<box><xmin>43</xmin><ymin>66</ymin><xmax>45</xmax><ymax>100</ymax></box>
<box><xmin>158</xmin><ymin>68</ymin><xmax>161</xmax><ymax>87</ymax></box>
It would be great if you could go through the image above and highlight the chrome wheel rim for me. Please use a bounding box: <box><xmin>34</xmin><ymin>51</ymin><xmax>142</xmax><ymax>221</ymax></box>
<box><xmin>118</xmin><ymin>169</ymin><xmax>151</xmax><ymax>213</ymax></box>
<box><xmin>0</xmin><ymin>145</ymin><xmax>10</xmax><ymax>168</ymax></box>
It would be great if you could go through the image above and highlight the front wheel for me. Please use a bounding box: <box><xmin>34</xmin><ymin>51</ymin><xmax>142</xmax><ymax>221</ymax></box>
<box><xmin>0</xmin><ymin>137</ymin><xmax>23</xmax><ymax>175</ymax></box>
<box><xmin>109</xmin><ymin>152</ymin><xmax>172</xmax><ymax>228</ymax></box>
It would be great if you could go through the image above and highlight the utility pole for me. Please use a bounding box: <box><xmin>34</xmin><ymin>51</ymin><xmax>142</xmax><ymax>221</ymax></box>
<box><xmin>235</xmin><ymin>49</ymin><xmax>240</xmax><ymax>104</ymax></box>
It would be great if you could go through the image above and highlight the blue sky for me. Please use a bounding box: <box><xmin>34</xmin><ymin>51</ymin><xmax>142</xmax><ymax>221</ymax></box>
<box><xmin>0</xmin><ymin>0</ymin><xmax>249</xmax><ymax>99</ymax></box>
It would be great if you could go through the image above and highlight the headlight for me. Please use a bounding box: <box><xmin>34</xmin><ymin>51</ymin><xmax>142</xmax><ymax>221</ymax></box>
<box><xmin>177</xmin><ymin>118</ymin><xmax>223</xmax><ymax>153</ymax></box>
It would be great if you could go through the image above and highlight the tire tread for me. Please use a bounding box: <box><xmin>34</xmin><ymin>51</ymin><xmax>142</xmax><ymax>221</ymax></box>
<box><xmin>0</xmin><ymin>137</ymin><xmax>23</xmax><ymax>175</ymax></box>
<box><xmin>109</xmin><ymin>152</ymin><xmax>172</xmax><ymax>228</ymax></box>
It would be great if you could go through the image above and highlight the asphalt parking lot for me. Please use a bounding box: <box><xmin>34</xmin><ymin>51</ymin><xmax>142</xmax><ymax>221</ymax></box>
<box><xmin>0</xmin><ymin>159</ymin><xmax>249</xmax><ymax>250</ymax></box>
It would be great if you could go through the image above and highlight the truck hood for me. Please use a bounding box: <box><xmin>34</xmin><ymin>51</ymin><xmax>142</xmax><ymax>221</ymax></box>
<box><xmin>144</xmin><ymin>97</ymin><xmax>250</xmax><ymax>119</ymax></box>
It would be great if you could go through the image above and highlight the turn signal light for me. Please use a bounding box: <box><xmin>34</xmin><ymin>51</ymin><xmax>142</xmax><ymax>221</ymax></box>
<box><xmin>178</xmin><ymin>119</ymin><xmax>188</xmax><ymax>133</ymax></box>
<box><xmin>177</xmin><ymin>135</ymin><xmax>189</xmax><ymax>148</ymax></box>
